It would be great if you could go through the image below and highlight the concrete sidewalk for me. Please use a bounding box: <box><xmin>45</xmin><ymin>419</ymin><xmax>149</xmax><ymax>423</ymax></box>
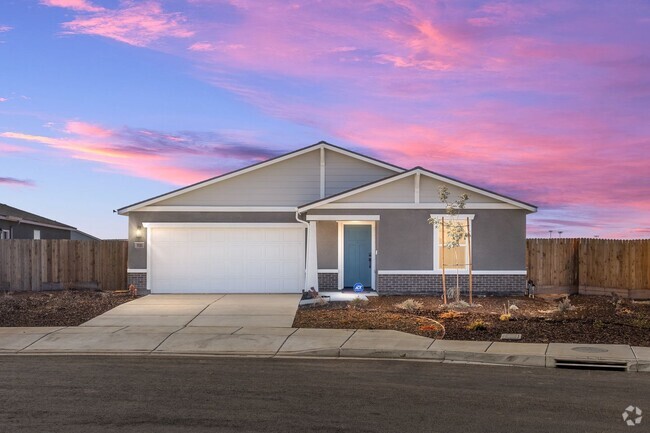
<box><xmin>0</xmin><ymin>326</ymin><xmax>648</xmax><ymax>372</ymax></box>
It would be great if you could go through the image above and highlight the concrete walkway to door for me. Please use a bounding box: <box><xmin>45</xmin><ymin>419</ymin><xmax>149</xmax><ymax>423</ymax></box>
<box><xmin>80</xmin><ymin>294</ymin><xmax>302</xmax><ymax>328</ymax></box>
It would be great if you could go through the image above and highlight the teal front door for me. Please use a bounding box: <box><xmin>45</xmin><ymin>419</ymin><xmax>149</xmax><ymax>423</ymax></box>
<box><xmin>343</xmin><ymin>225</ymin><xmax>372</xmax><ymax>288</ymax></box>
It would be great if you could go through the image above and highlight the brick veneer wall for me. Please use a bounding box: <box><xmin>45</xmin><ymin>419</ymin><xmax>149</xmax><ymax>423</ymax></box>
<box><xmin>127</xmin><ymin>272</ymin><xmax>147</xmax><ymax>293</ymax></box>
<box><xmin>318</xmin><ymin>272</ymin><xmax>338</xmax><ymax>291</ymax></box>
<box><xmin>377</xmin><ymin>274</ymin><xmax>526</xmax><ymax>296</ymax></box>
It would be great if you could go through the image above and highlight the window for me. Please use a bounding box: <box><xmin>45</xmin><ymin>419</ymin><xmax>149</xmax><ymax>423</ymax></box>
<box><xmin>0</xmin><ymin>229</ymin><xmax>10</xmax><ymax>239</ymax></box>
<box><xmin>433</xmin><ymin>215</ymin><xmax>473</xmax><ymax>271</ymax></box>
<box><xmin>33</xmin><ymin>230</ymin><xmax>41</xmax><ymax>240</ymax></box>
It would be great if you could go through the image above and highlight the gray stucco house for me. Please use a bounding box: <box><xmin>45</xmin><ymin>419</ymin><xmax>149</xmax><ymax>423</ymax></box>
<box><xmin>119</xmin><ymin>142</ymin><xmax>536</xmax><ymax>295</ymax></box>
<box><xmin>0</xmin><ymin>203</ymin><xmax>98</xmax><ymax>241</ymax></box>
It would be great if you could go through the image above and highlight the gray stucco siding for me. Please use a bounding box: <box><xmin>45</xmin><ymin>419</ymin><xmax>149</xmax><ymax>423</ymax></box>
<box><xmin>127</xmin><ymin>211</ymin><xmax>299</xmax><ymax>269</ymax></box>
<box><xmin>307</xmin><ymin>209</ymin><xmax>527</xmax><ymax>271</ymax></box>
<box><xmin>0</xmin><ymin>221</ymin><xmax>72</xmax><ymax>239</ymax></box>
<box><xmin>316</xmin><ymin>221</ymin><xmax>338</xmax><ymax>269</ymax></box>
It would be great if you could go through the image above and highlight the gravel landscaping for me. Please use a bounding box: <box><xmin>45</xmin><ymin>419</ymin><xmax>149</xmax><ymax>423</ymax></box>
<box><xmin>0</xmin><ymin>290</ymin><xmax>134</xmax><ymax>327</ymax></box>
<box><xmin>293</xmin><ymin>294</ymin><xmax>650</xmax><ymax>346</ymax></box>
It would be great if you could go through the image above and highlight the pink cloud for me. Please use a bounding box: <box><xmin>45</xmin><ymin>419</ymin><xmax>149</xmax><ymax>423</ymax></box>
<box><xmin>65</xmin><ymin>121</ymin><xmax>113</xmax><ymax>138</ymax></box>
<box><xmin>0</xmin><ymin>122</ymin><xmax>280</xmax><ymax>185</ymax></box>
<box><xmin>40</xmin><ymin>0</ymin><xmax>104</xmax><ymax>12</ymax></box>
<box><xmin>49</xmin><ymin>0</ymin><xmax>194</xmax><ymax>47</ymax></box>
<box><xmin>0</xmin><ymin>26</ymin><xmax>12</xmax><ymax>33</ymax></box>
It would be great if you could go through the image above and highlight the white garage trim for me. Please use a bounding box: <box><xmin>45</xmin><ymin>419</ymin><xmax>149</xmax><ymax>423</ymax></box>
<box><xmin>145</xmin><ymin>223</ymin><xmax>306</xmax><ymax>293</ymax></box>
<box><xmin>142</xmin><ymin>222</ymin><xmax>304</xmax><ymax>229</ymax></box>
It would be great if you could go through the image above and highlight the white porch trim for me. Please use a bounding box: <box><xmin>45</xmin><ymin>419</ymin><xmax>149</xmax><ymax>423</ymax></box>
<box><xmin>318</xmin><ymin>203</ymin><xmax>520</xmax><ymax>209</ymax></box>
<box><xmin>305</xmin><ymin>221</ymin><xmax>319</xmax><ymax>291</ymax></box>
<box><xmin>377</xmin><ymin>270</ymin><xmax>527</xmax><ymax>275</ymax></box>
<box><xmin>127</xmin><ymin>268</ymin><xmax>147</xmax><ymax>273</ymax></box>
<box><xmin>306</xmin><ymin>214</ymin><xmax>380</xmax><ymax>221</ymax></box>
<box><xmin>337</xmin><ymin>220</ymin><xmax>376</xmax><ymax>290</ymax></box>
<box><xmin>317</xmin><ymin>269</ymin><xmax>338</xmax><ymax>273</ymax></box>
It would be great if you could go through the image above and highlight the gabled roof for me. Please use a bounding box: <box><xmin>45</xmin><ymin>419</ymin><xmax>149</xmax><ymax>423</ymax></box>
<box><xmin>117</xmin><ymin>141</ymin><xmax>405</xmax><ymax>214</ymax></box>
<box><xmin>0</xmin><ymin>203</ymin><xmax>76</xmax><ymax>230</ymax></box>
<box><xmin>297</xmin><ymin>167</ymin><xmax>537</xmax><ymax>212</ymax></box>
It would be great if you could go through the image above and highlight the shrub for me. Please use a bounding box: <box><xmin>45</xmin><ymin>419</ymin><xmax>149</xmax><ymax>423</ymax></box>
<box><xmin>395</xmin><ymin>298</ymin><xmax>423</xmax><ymax>313</ymax></box>
<box><xmin>439</xmin><ymin>310</ymin><xmax>462</xmax><ymax>320</ymax></box>
<box><xmin>467</xmin><ymin>319</ymin><xmax>488</xmax><ymax>331</ymax></box>
<box><xmin>348</xmin><ymin>297</ymin><xmax>368</xmax><ymax>308</ymax></box>
<box><xmin>499</xmin><ymin>313</ymin><xmax>512</xmax><ymax>321</ymax></box>
<box><xmin>557</xmin><ymin>296</ymin><xmax>574</xmax><ymax>314</ymax></box>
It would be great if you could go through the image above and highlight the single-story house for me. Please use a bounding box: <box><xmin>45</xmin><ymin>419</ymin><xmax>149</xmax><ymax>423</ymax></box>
<box><xmin>0</xmin><ymin>203</ymin><xmax>99</xmax><ymax>240</ymax></box>
<box><xmin>118</xmin><ymin>142</ymin><xmax>536</xmax><ymax>295</ymax></box>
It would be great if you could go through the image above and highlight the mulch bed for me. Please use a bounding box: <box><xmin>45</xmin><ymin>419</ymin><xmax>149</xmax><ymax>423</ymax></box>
<box><xmin>293</xmin><ymin>295</ymin><xmax>650</xmax><ymax>346</ymax></box>
<box><xmin>0</xmin><ymin>290</ymin><xmax>134</xmax><ymax>327</ymax></box>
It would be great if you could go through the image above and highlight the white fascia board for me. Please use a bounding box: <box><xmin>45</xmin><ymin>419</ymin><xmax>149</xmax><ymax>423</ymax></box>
<box><xmin>319</xmin><ymin>203</ymin><xmax>520</xmax><ymax>210</ymax></box>
<box><xmin>141</xmin><ymin>222</ymin><xmax>305</xmax><ymax>229</ymax></box>
<box><xmin>0</xmin><ymin>216</ymin><xmax>74</xmax><ymax>231</ymax></box>
<box><xmin>298</xmin><ymin>171</ymin><xmax>416</xmax><ymax>212</ymax></box>
<box><xmin>299</xmin><ymin>168</ymin><xmax>536</xmax><ymax>213</ymax></box>
<box><xmin>136</xmin><ymin>206</ymin><xmax>296</xmax><ymax>212</ymax></box>
<box><xmin>416</xmin><ymin>170</ymin><xmax>537</xmax><ymax>212</ymax></box>
<box><xmin>118</xmin><ymin>146</ymin><xmax>322</xmax><ymax>214</ymax></box>
<box><xmin>378</xmin><ymin>270</ymin><xmax>527</xmax><ymax>275</ymax></box>
<box><xmin>306</xmin><ymin>214</ymin><xmax>380</xmax><ymax>221</ymax></box>
<box><xmin>118</xmin><ymin>143</ymin><xmax>404</xmax><ymax>215</ymax></box>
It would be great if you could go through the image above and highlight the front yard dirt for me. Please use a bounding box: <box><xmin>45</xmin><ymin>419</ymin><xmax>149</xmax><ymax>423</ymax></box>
<box><xmin>0</xmin><ymin>290</ymin><xmax>134</xmax><ymax>327</ymax></box>
<box><xmin>293</xmin><ymin>295</ymin><xmax>650</xmax><ymax>346</ymax></box>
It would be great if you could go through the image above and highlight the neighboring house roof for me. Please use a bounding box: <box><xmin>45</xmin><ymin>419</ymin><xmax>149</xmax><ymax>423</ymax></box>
<box><xmin>298</xmin><ymin>167</ymin><xmax>538</xmax><ymax>212</ymax></box>
<box><xmin>117</xmin><ymin>141</ymin><xmax>404</xmax><ymax>214</ymax></box>
<box><xmin>0</xmin><ymin>203</ymin><xmax>76</xmax><ymax>230</ymax></box>
<box><xmin>71</xmin><ymin>229</ymin><xmax>101</xmax><ymax>241</ymax></box>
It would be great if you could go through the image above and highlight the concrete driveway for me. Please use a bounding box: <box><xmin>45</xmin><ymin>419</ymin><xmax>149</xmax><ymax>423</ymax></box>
<box><xmin>81</xmin><ymin>294</ymin><xmax>302</xmax><ymax>328</ymax></box>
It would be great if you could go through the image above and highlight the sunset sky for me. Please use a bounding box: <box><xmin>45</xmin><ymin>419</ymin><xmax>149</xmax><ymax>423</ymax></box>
<box><xmin>1</xmin><ymin>0</ymin><xmax>648</xmax><ymax>239</ymax></box>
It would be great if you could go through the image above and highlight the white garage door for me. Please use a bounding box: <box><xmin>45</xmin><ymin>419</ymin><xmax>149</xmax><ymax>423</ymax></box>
<box><xmin>148</xmin><ymin>224</ymin><xmax>306</xmax><ymax>293</ymax></box>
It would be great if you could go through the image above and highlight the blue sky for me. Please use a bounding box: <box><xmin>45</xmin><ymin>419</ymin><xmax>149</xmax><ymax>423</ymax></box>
<box><xmin>1</xmin><ymin>0</ymin><xmax>649</xmax><ymax>239</ymax></box>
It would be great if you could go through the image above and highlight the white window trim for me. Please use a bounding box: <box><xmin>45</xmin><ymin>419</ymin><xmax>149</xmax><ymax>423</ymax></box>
<box><xmin>337</xmin><ymin>221</ymin><xmax>376</xmax><ymax>290</ymax></box>
<box><xmin>306</xmin><ymin>214</ymin><xmax>380</xmax><ymax>221</ymax></box>
<box><xmin>33</xmin><ymin>229</ymin><xmax>41</xmax><ymax>240</ymax></box>
<box><xmin>1</xmin><ymin>229</ymin><xmax>10</xmax><ymax>239</ymax></box>
<box><xmin>432</xmin><ymin>214</ymin><xmax>474</xmax><ymax>272</ymax></box>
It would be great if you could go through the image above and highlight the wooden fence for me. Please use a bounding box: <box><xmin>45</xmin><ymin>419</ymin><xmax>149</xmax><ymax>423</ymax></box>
<box><xmin>526</xmin><ymin>238</ymin><xmax>650</xmax><ymax>298</ymax></box>
<box><xmin>0</xmin><ymin>240</ymin><xmax>128</xmax><ymax>292</ymax></box>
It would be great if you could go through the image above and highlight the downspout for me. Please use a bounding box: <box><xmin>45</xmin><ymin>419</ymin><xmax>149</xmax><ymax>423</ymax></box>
<box><xmin>295</xmin><ymin>209</ymin><xmax>310</xmax><ymax>293</ymax></box>
<box><xmin>296</xmin><ymin>209</ymin><xmax>319</xmax><ymax>293</ymax></box>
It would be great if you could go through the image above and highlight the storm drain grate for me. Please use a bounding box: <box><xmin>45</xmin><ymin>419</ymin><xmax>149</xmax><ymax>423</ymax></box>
<box><xmin>554</xmin><ymin>358</ymin><xmax>629</xmax><ymax>371</ymax></box>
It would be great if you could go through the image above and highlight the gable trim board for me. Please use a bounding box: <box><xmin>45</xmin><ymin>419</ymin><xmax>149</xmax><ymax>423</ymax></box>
<box><xmin>117</xmin><ymin>141</ymin><xmax>404</xmax><ymax>215</ymax></box>
<box><xmin>298</xmin><ymin>167</ymin><xmax>537</xmax><ymax>213</ymax></box>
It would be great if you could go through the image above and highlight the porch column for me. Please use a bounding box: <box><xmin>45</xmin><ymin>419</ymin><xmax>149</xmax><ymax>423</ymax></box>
<box><xmin>305</xmin><ymin>220</ymin><xmax>319</xmax><ymax>291</ymax></box>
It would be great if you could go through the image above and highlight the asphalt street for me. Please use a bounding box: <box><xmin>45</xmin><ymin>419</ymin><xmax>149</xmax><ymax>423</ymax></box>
<box><xmin>0</xmin><ymin>356</ymin><xmax>648</xmax><ymax>433</ymax></box>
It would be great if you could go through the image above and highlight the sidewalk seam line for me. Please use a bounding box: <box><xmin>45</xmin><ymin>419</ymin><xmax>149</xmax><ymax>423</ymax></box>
<box><xmin>16</xmin><ymin>327</ymin><xmax>65</xmax><ymax>353</ymax></box>
<box><xmin>150</xmin><ymin>299</ymin><xmax>216</xmax><ymax>352</ymax></box>
<box><xmin>273</xmin><ymin>329</ymin><xmax>299</xmax><ymax>356</ymax></box>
